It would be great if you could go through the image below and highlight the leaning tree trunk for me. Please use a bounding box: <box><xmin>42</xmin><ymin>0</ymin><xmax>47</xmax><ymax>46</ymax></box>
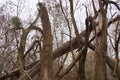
<box><xmin>39</xmin><ymin>3</ymin><xmax>53</xmax><ymax>80</ymax></box>
<box><xmin>95</xmin><ymin>0</ymin><xmax>108</xmax><ymax>80</ymax></box>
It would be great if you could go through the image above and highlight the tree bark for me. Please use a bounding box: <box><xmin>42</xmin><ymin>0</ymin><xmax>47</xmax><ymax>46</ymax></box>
<box><xmin>95</xmin><ymin>0</ymin><xmax>108</xmax><ymax>80</ymax></box>
<box><xmin>39</xmin><ymin>3</ymin><xmax>53</xmax><ymax>80</ymax></box>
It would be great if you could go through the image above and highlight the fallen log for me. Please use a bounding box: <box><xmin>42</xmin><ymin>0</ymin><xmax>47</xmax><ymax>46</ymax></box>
<box><xmin>0</xmin><ymin>15</ymin><xmax>119</xmax><ymax>80</ymax></box>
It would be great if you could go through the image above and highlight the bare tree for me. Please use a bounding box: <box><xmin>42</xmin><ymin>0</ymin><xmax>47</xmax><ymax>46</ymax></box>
<box><xmin>0</xmin><ymin>0</ymin><xmax>120</xmax><ymax>80</ymax></box>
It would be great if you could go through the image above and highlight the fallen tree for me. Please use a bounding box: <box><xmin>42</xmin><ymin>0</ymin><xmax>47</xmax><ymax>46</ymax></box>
<box><xmin>0</xmin><ymin>14</ymin><xmax>119</xmax><ymax>80</ymax></box>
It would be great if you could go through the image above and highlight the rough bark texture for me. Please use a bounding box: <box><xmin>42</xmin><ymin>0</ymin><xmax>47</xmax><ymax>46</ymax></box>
<box><xmin>95</xmin><ymin>0</ymin><xmax>108</xmax><ymax>80</ymax></box>
<box><xmin>39</xmin><ymin>3</ymin><xmax>53</xmax><ymax>80</ymax></box>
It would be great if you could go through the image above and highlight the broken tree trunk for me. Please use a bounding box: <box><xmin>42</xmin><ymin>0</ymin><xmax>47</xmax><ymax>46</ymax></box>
<box><xmin>39</xmin><ymin>3</ymin><xmax>53</xmax><ymax>80</ymax></box>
